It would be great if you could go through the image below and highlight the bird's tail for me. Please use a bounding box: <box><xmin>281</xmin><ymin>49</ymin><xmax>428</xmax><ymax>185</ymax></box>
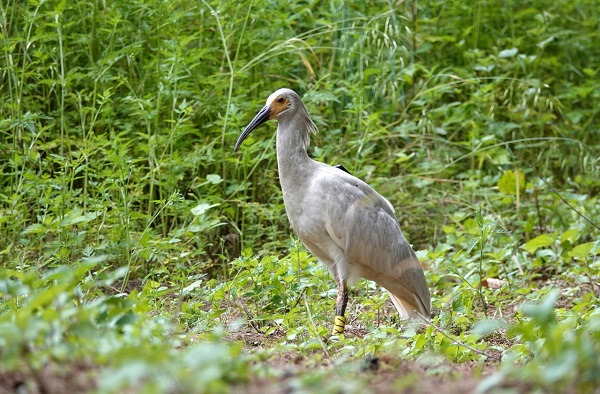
<box><xmin>387</xmin><ymin>291</ymin><xmax>429</xmax><ymax>319</ymax></box>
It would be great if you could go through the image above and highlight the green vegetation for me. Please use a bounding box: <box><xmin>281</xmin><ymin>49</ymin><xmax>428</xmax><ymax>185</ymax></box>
<box><xmin>1</xmin><ymin>0</ymin><xmax>598</xmax><ymax>392</ymax></box>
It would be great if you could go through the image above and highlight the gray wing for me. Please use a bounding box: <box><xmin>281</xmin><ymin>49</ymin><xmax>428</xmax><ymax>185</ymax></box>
<box><xmin>307</xmin><ymin>166</ymin><xmax>431</xmax><ymax>316</ymax></box>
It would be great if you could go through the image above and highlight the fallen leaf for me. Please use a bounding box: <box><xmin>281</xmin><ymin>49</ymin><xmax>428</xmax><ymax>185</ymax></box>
<box><xmin>482</xmin><ymin>278</ymin><xmax>507</xmax><ymax>289</ymax></box>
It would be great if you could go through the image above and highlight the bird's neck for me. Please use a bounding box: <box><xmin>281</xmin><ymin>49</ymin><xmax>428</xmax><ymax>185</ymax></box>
<box><xmin>275</xmin><ymin>115</ymin><xmax>315</xmax><ymax>190</ymax></box>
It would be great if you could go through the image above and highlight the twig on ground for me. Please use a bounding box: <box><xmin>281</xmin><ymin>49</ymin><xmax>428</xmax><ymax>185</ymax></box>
<box><xmin>237</xmin><ymin>302</ymin><xmax>263</xmax><ymax>335</ymax></box>
<box><xmin>290</xmin><ymin>287</ymin><xmax>307</xmax><ymax>310</ymax></box>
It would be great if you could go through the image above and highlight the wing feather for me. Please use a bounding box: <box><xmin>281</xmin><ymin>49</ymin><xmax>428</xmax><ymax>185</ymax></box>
<box><xmin>309</xmin><ymin>167</ymin><xmax>431</xmax><ymax>317</ymax></box>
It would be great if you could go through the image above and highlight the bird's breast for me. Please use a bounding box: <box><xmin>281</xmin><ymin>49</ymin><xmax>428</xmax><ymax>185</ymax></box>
<box><xmin>281</xmin><ymin>186</ymin><xmax>324</xmax><ymax>237</ymax></box>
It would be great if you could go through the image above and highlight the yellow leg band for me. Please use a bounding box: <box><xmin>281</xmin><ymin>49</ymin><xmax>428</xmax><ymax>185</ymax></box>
<box><xmin>331</xmin><ymin>315</ymin><xmax>346</xmax><ymax>335</ymax></box>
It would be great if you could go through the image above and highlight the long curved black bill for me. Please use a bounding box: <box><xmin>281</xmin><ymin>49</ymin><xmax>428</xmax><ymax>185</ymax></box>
<box><xmin>234</xmin><ymin>105</ymin><xmax>271</xmax><ymax>152</ymax></box>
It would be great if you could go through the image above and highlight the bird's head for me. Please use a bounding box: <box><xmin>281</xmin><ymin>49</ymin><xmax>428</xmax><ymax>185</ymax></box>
<box><xmin>234</xmin><ymin>88</ymin><xmax>312</xmax><ymax>152</ymax></box>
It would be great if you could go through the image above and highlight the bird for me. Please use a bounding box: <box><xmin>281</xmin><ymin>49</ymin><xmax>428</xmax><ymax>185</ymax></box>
<box><xmin>234</xmin><ymin>88</ymin><xmax>430</xmax><ymax>335</ymax></box>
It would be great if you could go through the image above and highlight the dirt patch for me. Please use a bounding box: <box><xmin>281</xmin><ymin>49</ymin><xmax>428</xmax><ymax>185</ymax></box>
<box><xmin>235</xmin><ymin>352</ymin><xmax>517</xmax><ymax>394</ymax></box>
<box><xmin>0</xmin><ymin>361</ymin><xmax>96</xmax><ymax>394</ymax></box>
<box><xmin>227</xmin><ymin>326</ymin><xmax>287</xmax><ymax>349</ymax></box>
<box><xmin>369</xmin><ymin>356</ymin><xmax>493</xmax><ymax>394</ymax></box>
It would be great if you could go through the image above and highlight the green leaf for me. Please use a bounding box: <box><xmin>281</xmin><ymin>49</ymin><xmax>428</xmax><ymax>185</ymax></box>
<box><xmin>498</xmin><ymin>47</ymin><xmax>518</xmax><ymax>58</ymax></box>
<box><xmin>497</xmin><ymin>170</ymin><xmax>525</xmax><ymax>195</ymax></box>
<box><xmin>568</xmin><ymin>242</ymin><xmax>594</xmax><ymax>259</ymax></box>
<box><xmin>524</xmin><ymin>234</ymin><xmax>553</xmax><ymax>254</ymax></box>
<box><xmin>537</xmin><ymin>35</ymin><xmax>555</xmax><ymax>48</ymax></box>
<box><xmin>59</xmin><ymin>210</ymin><xmax>101</xmax><ymax>227</ymax></box>
<box><xmin>521</xmin><ymin>289</ymin><xmax>560</xmax><ymax>324</ymax></box>
<box><xmin>560</xmin><ymin>228</ymin><xmax>579</xmax><ymax>243</ymax></box>
<box><xmin>19</xmin><ymin>281</ymin><xmax>70</xmax><ymax>316</ymax></box>
<box><xmin>191</xmin><ymin>203</ymin><xmax>218</xmax><ymax>216</ymax></box>
<box><xmin>472</xmin><ymin>319</ymin><xmax>507</xmax><ymax>336</ymax></box>
<box><xmin>21</xmin><ymin>223</ymin><xmax>46</xmax><ymax>235</ymax></box>
<box><xmin>206</xmin><ymin>174</ymin><xmax>222</xmax><ymax>184</ymax></box>
<box><xmin>182</xmin><ymin>279</ymin><xmax>205</xmax><ymax>296</ymax></box>
<box><xmin>442</xmin><ymin>225</ymin><xmax>455</xmax><ymax>234</ymax></box>
<box><xmin>542</xmin><ymin>349</ymin><xmax>579</xmax><ymax>383</ymax></box>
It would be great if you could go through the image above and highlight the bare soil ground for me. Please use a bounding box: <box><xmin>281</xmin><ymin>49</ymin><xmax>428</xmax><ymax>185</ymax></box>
<box><xmin>0</xmin><ymin>362</ymin><xmax>96</xmax><ymax>394</ymax></box>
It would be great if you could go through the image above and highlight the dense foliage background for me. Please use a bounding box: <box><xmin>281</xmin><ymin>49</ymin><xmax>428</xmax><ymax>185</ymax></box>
<box><xmin>1</xmin><ymin>0</ymin><xmax>598</xmax><ymax>392</ymax></box>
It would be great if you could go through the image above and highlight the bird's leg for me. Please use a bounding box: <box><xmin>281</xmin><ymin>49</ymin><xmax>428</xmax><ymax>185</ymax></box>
<box><xmin>332</xmin><ymin>280</ymin><xmax>348</xmax><ymax>335</ymax></box>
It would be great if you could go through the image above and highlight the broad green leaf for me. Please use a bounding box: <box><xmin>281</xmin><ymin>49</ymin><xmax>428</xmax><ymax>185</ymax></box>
<box><xmin>498</xmin><ymin>170</ymin><xmax>525</xmax><ymax>195</ymax></box>
<box><xmin>474</xmin><ymin>64</ymin><xmax>494</xmax><ymax>72</ymax></box>
<box><xmin>21</xmin><ymin>223</ymin><xmax>46</xmax><ymax>235</ymax></box>
<box><xmin>498</xmin><ymin>48</ymin><xmax>518</xmax><ymax>58</ymax></box>
<box><xmin>560</xmin><ymin>228</ymin><xmax>579</xmax><ymax>243</ymax></box>
<box><xmin>81</xmin><ymin>254</ymin><xmax>109</xmax><ymax>264</ymax></box>
<box><xmin>442</xmin><ymin>225</ymin><xmax>455</xmax><ymax>234</ymax></box>
<box><xmin>59</xmin><ymin>210</ymin><xmax>101</xmax><ymax>227</ymax></box>
<box><xmin>521</xmin><ymin>289</ymin><xmax>560</xmax><ymax>324</ymax></box>
<box><xmin>537</xmin><ymin>35</ymin><xmax>555</xmax><ymax>48</ymax></box>
<box><xmin>472</xmin><ymin>319</ymin><xmax>507</xmax><ymax>336</ymax></box>
<box><xmin>463</xmin><ymin>218</ymin><xmax>479</xmax><ymax>234</ymax></box>
<box><xmin>568</xmin><ymin>242</ymin><xmax>594</xmax><ymax>259</ymax></box>
<box><xmin>19</xmin><ymin>282</ymin><xmax>70</xmax><ymax>316</ymax></box>
<box><xmin>0</xmin><ymin>243</ymin><xmax>12</xmax><ymax>255</ymax></box>
<box><xmin>524</xmin><ymin>234</ymin><xmax>553</xmax><ymax>253</ymax></box>
<box><xmin>542</xmin><ymin>350</ymin><xmax>578</xmax><ymax>383</ymax></box>
<box><xmin>206</xmin><ymin>174</ymin><xmax>222</xmax><ymax>184</ymax></box>
<box><xmin>182</xmin><ymin>279</ymin><xmax>204</xmax><ymax>296</ymax></box>
<box><xmin>191</xmin><ymin>203</ymin><xmax>218</xmax><ymax>216</ymax></box>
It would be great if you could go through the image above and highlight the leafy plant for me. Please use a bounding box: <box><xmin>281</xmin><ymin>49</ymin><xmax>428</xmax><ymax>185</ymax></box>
<box><xmin>0</xmin><ymin>0</ymin><xmax>598</xmax><ymax>391</ymax></box>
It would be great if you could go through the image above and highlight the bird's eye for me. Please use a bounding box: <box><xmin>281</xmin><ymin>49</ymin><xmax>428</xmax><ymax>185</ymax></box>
<box><xmin>277</xmin><ymin>97</ymin><xmax>285</xmax><ymax>103</ymax></box>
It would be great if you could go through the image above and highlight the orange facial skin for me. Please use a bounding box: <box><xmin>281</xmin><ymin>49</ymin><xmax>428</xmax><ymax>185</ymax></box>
<box><xmin>268</xmin><ymin>96</ymin><xmax>291</xmax><ymax>119</ymax></box>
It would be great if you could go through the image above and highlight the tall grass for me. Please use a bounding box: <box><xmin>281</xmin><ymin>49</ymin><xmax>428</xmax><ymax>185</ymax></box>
<box><xmin>1</xmin><ymin>0</ymin><xmax>598</xmax><ymax>274</ymax></box>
